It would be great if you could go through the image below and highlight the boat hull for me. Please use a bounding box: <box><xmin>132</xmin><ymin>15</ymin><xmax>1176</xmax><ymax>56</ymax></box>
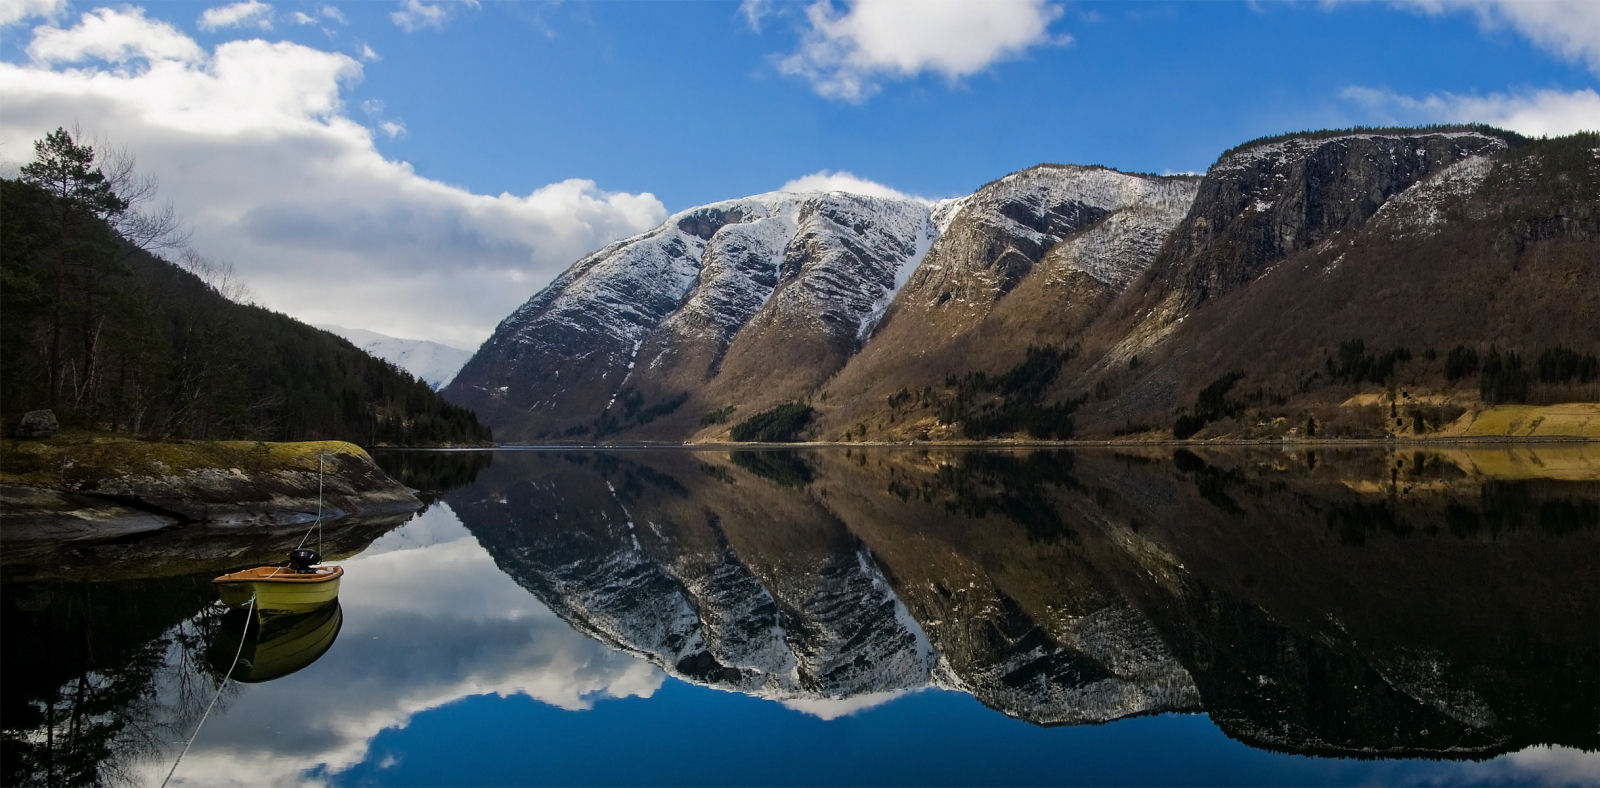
<box><xmin>214</xmin><ymin>565</ymin><xmax>343</xmax><ymax>613</ymax></box>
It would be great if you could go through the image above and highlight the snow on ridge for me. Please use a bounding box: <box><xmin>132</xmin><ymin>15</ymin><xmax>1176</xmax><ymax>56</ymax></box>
<box><xmin>1213</xmin><ymin>131</ymin><xmax>1507</xmax><ymax>173</ymax></box>
<box><xmin>925</xmin><ymin>166</ymin><xmax>1199</xmax><ymax>292</ymax></box>
<box><xmin>956</xmin><ymin>166</ymin><xmax>1197</xmax><ymax>246</ymax></box>
<box><xmin>930</xmin><ymin>195</ymin><xmax>972</xmax><ymax>234</ymax></box>
<box><xmin>500</xmin><ymin>189</ymin><xmax>946</xmax><ymax>367</ymax></box>
<box><xmin>858</xmin><ymin>212</ymin><xmax>937</xmax><ymax>340</ymax></box>
<box><xmin>497</xmin><ymin>167</ymin><xmax>1198</xmax><ymax>366</ymax></box>
<box><xmin>770</xmin><ymin>192</ymin><xmax>936</xmax><ymax>337</ymax></box>
<box><xmin>1046</xmin><ymin>185</ymin><xmax>1198</xmax><ymax>289</ymax></box>
<box><xmin>320</xmin><ymin>324</ymin><xmax>473</xmax><ymax>390</ymax></box>
<box><xmin>1371</xmin><ymin>154</ymin><xmax>1496</xmax><ymax>236</ymax></box>
<box><xmin>990</xmin><ymin>165</ymin><xmax>1176</xmax><ymax>212</ymax></box>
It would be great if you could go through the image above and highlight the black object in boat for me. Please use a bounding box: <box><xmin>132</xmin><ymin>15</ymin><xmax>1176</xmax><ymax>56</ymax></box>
<box><xmin>286</xmin><ymin>548</ymin><xmax>321</xmax><ymax>574</ymax></box>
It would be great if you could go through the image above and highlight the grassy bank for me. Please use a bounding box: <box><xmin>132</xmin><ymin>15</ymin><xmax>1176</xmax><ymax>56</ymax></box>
<box><xmin>1</xmin><ymin>432</ymin><xmax>372</xmax><ymax>489</ymax></box>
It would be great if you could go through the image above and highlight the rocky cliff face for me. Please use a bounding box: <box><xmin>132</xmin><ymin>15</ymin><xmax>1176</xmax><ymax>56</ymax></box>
<box><xmin>1087</xmin><ymin>131</ymin><xmax>1510</xmax><ymax>362</ymax></box>
<box><xmin>1160</xmin><ymin>131</ymin><xmax>1508</xmax><ymax>304</ymax></box>
<box><xmin>1068</xmin><ymin>130</ymin><xmax>1597</xmax><ymax>435</ymax></box>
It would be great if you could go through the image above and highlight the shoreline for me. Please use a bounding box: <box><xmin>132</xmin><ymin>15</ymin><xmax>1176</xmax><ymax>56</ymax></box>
<box><xmin>1</xmin><ymin>438</ymin><xmax>421</xmax><ymax>549</ymax></box>
<box><xmin>387</xmin><ymin>435</ymin><xmax>1600</xmax><ymax>451</ymax></box>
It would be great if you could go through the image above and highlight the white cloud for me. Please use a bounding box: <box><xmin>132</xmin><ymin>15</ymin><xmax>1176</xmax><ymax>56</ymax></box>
<box><xmin>0</xmin><ymin>11</ymin><xmax>665</xmax><ymax>348</ymax></box>
<box><xmin>358</xmin><ymin>43</ymin><xmax>379</xmax><ymax>61</ymax></box>
<box><xmin>1376</xmin><ymin>0</ymin><xmax>1600</xmax><ymax>76</ymax></box>
<box><xmin>198</xmin><ymin>0</ymin><xmax>274</xmax><ymax>32</ymax></box>
<box><xmin>290</xmin><ymin>5</ymin><xmax>345</xmax><ymax>28</ymax></box>
<box><xmin>27</xmin><ymin>6</ymin><xmax>204</xmax><ymax>65</ymax></box>
<box><xmin>379</xmin><ymin>120</ymin><xmax>406</xmax><ymax>138</ymax></box>
<box><xmin>773</xmin><ymin>0</ymin><xmax>1066</xmax><ymax>101</ymax></box>
<box><xmin>739</xmin><ymin>0</ymin><xmax>774</xmax><ymax>32</ymax></box>
<box><xmin>779</xmin><ymin>169</ymin><xmax>926</xmax><ymax>202</ymax></box>
<box><xmin>391</xmin><ymin>0</ymin><xmax>478</xmax><ymax>33</ymax></box>
<box><xmin>1341</xmin><ymin>85</ymin><xmax>1600</xmax><ymax>136</ymax></box>
<box><xmin>0</xmin><ymin>0</ymin><xmax>64</xmax><ymax>27</ymax></box>
<box><xmin>1384</xmin><ymin>745</ymin><xmax>1600</xmax><ymax>785</ymax></box>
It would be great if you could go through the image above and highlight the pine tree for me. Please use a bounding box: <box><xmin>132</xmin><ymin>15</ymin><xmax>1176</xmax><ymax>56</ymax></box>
<box><xmin>20</xmin><ymin>128</ymin><xmax>130</xmax><ymax>408</ymax></box>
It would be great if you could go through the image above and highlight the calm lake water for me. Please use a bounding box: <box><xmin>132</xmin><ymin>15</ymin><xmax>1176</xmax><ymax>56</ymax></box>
<box><xmin>3</xmin><ymin>446</ymin><xmax>1597</xmax><ymax>786</ymax></box>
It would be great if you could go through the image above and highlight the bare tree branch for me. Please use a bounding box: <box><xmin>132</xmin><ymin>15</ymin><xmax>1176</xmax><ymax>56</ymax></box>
<box><xmin>98</xmin><ymin>138</ymin><xmax>191</xmax><ymax>251</ymax></box>
<box><xmin>178</xmin><ymin>248</ymin><xmax>254</xmax><ymax>304</ymax></box>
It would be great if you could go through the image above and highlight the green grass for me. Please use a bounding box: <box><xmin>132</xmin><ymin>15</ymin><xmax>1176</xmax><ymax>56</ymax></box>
<box><xmin>1</xmin><ymin>431</ymin><xmax>370</xmax><ymax>487</ymax></box>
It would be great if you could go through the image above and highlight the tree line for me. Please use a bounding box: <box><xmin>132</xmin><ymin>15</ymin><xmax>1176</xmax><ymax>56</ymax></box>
<box><xmin>1</xmin><ymin>128</ymin><xmax>490</xmax><ymax>445</ymax></box>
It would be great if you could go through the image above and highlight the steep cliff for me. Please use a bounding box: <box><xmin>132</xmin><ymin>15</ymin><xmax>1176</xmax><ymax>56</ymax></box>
<box><xmin>1069</xmin><ymin>130</ymin><xmax>1598</xmax><ymax>437</ymax></box>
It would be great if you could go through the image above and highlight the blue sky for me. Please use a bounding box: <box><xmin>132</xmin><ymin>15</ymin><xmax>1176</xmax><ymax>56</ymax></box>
<box><xmin>2</xmin><ymin>0</ymin><xmax>1597</xmax><ymax>347</ymax></box>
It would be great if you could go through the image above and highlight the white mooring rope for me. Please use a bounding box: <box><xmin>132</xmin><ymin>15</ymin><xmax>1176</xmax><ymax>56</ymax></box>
<box><xmin>161</xmin><ymin>592</ymin><xmax>256</xmax><ymax>788</ymax></box>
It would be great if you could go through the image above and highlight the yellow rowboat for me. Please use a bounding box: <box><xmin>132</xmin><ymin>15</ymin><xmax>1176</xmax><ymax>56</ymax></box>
<box><xmin>214</xmin><ymin>564</ymin><xmax>343</xmax><ymax>613</ymax></box>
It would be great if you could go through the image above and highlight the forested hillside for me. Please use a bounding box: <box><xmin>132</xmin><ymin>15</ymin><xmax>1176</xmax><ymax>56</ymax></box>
<box><xmin>1</xmin><ymin>130</ymin><xmax>490</xmax><ymax>446</ymax></box>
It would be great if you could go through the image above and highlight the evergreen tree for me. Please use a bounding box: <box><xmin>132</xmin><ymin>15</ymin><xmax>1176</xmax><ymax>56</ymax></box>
<box><xmin>19</xmin><ymin>128</ymin><xmax>130</xmax><ymax>407</ymax></box>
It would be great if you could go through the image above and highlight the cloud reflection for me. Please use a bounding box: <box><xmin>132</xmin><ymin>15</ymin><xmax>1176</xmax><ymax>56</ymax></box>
<box><xmin>143</xmin><ymin>502</ymin><xmax>664</xmax><ymax>785</ymax></box>
<box><xmin>779</xmin><ymin>688</ymin><xmax>923</xmax><ymax>720</ymax></box>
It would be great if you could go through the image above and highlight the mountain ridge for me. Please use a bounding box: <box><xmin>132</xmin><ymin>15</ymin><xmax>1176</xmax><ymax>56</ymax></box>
<box><xmin>444</xmin><ymin>126</ymin><xmax>1599</xmax><ymax>443</ymax></box>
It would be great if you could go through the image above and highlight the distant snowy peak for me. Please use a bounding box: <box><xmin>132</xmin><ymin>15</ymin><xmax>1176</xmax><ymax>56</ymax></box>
<box><xmin>320</xmin><ymin>325</ymin><xmax>473</xmax><ymax>390</ymax></box>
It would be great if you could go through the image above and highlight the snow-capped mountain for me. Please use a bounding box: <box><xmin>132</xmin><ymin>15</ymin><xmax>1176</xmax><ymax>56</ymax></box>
<box><xmin>321</xmin><ymin>325</ymin><xmax>473</xmax><ymax>390</ymax></box>
<box><xmin>443</xmin><ymin>190</ymin><xmax>935</xmax><ymax>442</ymax></box>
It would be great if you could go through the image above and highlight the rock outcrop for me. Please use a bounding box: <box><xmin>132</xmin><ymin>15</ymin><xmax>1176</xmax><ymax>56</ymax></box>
<box><xmin>0</xmin><ymin>440</ymin><xmax>420</xmax><ymax>545</ymax></box>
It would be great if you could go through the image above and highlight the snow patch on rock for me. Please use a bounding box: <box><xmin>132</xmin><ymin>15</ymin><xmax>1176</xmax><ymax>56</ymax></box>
<box><xmin>1371</xmin><ymin>154</ymin><xmax>1496</xmax><ymax>237</ymax></box>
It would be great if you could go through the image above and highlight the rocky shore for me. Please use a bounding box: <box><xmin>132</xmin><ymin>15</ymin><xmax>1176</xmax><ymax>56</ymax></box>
<box><xmin>1</xmin><ymin>437</ymin><xmax>421</xmax><ymax>547</ymax></box>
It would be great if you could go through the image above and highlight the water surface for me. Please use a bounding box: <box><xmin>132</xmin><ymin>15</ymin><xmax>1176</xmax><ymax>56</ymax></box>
<box><xmin>3</xmin><ymin>446</ymin><xmax>1597</xmax><ymax>785</ymax></box>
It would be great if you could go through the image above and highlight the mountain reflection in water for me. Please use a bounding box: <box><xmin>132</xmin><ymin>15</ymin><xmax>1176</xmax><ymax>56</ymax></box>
<box><xmin>438</xmin><ymin>447</ymin><xmax>1598</xmax><ymax>758</ymax></box>
<box><xmin>0</xmin><ymin>446</ymin><xmax>1594</xmax><ymax>786</ymax></box>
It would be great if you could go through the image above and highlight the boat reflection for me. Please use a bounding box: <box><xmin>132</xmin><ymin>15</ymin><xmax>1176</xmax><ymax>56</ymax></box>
<box><xmin>208</xmin><ymin>601</ymin><xmax>344</xmax><ymax>683</ymax></box>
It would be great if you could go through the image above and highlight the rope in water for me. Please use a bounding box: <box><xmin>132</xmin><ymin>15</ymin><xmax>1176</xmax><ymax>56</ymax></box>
<box><xmin>160</xmin><ymin>592</ymin><xmax>256</xmax><ymax>788</ymax></box>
